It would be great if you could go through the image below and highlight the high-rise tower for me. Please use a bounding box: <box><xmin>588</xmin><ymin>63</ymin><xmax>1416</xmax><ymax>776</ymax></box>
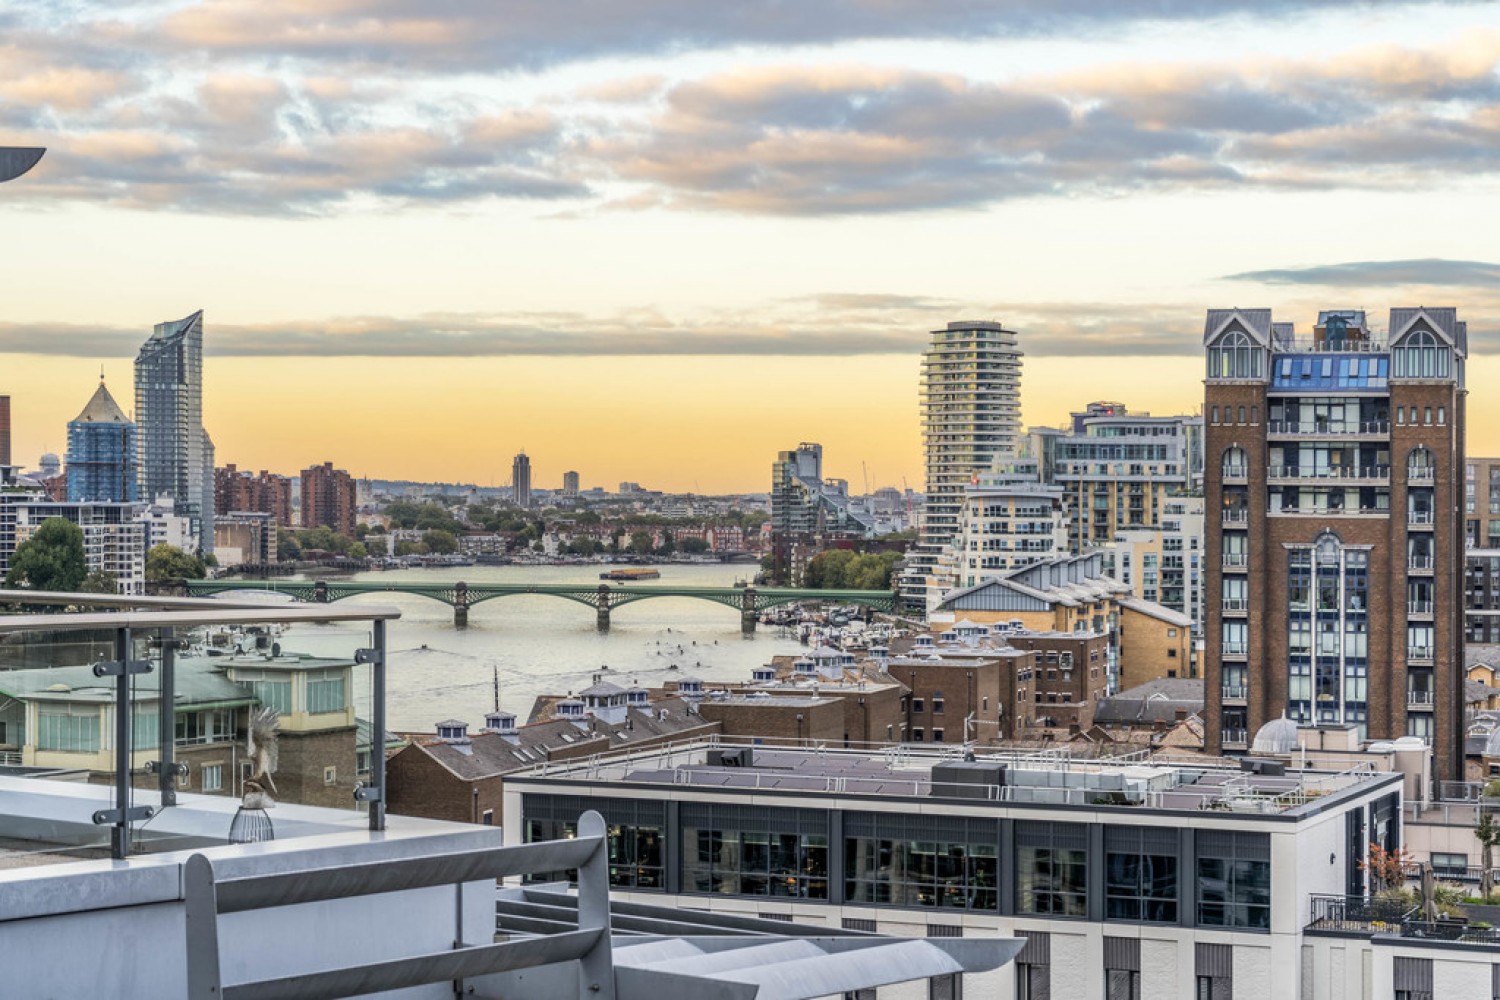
<box><xmin>513</xmin><ymin>452</ymin><xmax>532</xmax><ymax>508</ymax></box>
<box><xmin>901</xmin><ymin>321</ymin><xmax>1023</xmax><ymax>611</ymax></box>
<box><xmin>135</xmin><ymin>310</ymin><xmax>213</xmax><ymax>554</ymax></box>
<box><xmin>1202</xmin><ymin>308</ymin><xmax>1466</xmax><ymax>781</ymax></box>
<box><xmin>66</xmin><ymin>377</ymin><xmax>138</xmax><ymax>503</ymax></box>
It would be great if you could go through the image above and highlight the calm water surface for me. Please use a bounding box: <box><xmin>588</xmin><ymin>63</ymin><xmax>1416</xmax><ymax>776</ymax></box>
<box><xmin>267</xmin><ymin>563</ymin><xmax>805</xmax><ymax>732</ymax></box>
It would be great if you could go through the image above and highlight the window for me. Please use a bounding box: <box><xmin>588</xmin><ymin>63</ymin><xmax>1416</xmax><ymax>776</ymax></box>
<box><xmin>1105</xmin><ymin>938</ymin><xmax>1142</xmax><ymax>1000</ymax></box>
<box><xmin>1208</xmin><ymin>331</ymin><xmax>1262</xmax><ymax>380</ymax></box>
<box><xmin>1015</xmin><ymin>932</ymin><xmax>1050</xmax><ymax>1000</ymax></box>
<box><xmin>482</xmin><ymin>810</ymin><xmax>494</xmax><ymax>826</ymax></box>
<box><xmin>1432</xmin><ymin>852</ymin><xmax>1468</xmax><ymax>877</ymax></box>
<box><xmin>682</xmin><ymin>803</ymin><xmax>829</xmax><ymax>899</ymax></box>
<box><xmin>323</xmin><ymin>765</ymin><xmax>337</xmax><ymax>785</ymax></box>
<box><xmin>928</xmin><ymin>974</ymin><xmax>963</xmax><ymax>1000</ymax></box>
<box><xmin>1017</xmin><ymin>821</ymin><xmax>1087</xmax><ymax>917</ymax></box>
<box><xmin>201</xmin><ymin>763</ymin><xmax>224</xmax><ymax>792</ymax></box>
<box><xmin>1393</xmin><ymin>956</ymin><xmax>1433</xmax><ymax>1000</ymax></box>
<box><xmin>1195</xmin><ymin>943</ymin><xmax>1232</xmax><ymax>1000</ymax></box>
<box><xmin>932</xmin><ymin>728</ymin><xmax>945</xmax><ymax>743</ymax></box>
<box><xmin>912</xmin><ymin>728</ymin><xmax>925</xmax><ymax>742</ymax></box>
<box><xmin>845</xmin><ymin>812</ymin><xmax>997</xmax><ymax>910</ymax></box>
<box><xmin>1196</xmin><ymin>831</ymin><xmax>1270</xmax><ymax>929</ymax></box>
<box><xmin>912</xmin><ymin>698</ymin><xmax>925</xmax><ymax>714</ymax></box>
<box><xmin>36</xmin><ymin>706</ymin><xmax>101</xmax><ymax>752</ymax></box>
<box><xmin>246</xmin><ymin>677</ymin><xmax>292</xmax><ymax>714</ymax></box>
<box><xmin>1392</xmin><ymin>328</ymin><xmax>1449</xmax><ymax>379</ymax></box>
<box><xmin>306</xmin><ymin>670</ymin><xmax>346</xmax><ymax>715</ymax></box>
<box><xmin>524</xmin><ymin>795</ymin><xmax>666</xmax><ymax>890</ymax></box>
<box><xmin>1106</xmin><ymin>827</ymin><xmax>1178</xmax><ymax>923</ymax></box>
<box><xmin>932</xmin><ymin>695</ymin><xmax>944</xmax><ymax>715</ymax></box>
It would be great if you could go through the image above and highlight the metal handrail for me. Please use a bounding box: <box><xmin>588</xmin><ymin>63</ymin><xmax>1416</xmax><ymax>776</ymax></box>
<box><xmin>1267</xmin><ymin>465</ymin><xmax>1390</xmax><ymax>480</ymax></box>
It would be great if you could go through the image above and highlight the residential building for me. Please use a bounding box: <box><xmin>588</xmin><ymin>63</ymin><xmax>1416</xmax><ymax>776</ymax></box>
<box><xmin>936</xmin><ymin>456</ymin><xmax>1066</xmax><ymax>593</ymax></box>
<box><xmin>1465</xmin><ymin>549</ymin><xmax>1500</xmax><ymax>644</ymax></box>
<box><xmin>562</xmin><ymin>470</ymin><xmax>580</xmax><ymax>496</ymax></box>
<box><xmin>506</xmin><ymin>737</ymin><xmax>1409</xmax><ymax>1000</ymax></box>
<box><xmin>888</xmin><ymin>645</ymin><xmax>1039</xmax><ymax>744</ymax></box>
<box><xmin>1105</xmin><ymin>495</ymin><xmax>1206</xmax><ymax>638</ymax></box>
<box><xmin>214</xmin><ymin>511</ymin><xmax>278</xmax><ymax>566</ymax></box>
<box><xmin>1202</xmin><ymin>308</ymin><xmax>1467</xmax><ymax>781</ymax></box>
<box><xmin>12</xmin><ymin>500</ymin><xmax>145</xmax><ymax>592</ymax></box>
<box><xmin>300</xmin><ymin>461</ymin><xmax>356</xmax><ymax>536</ymax></box>
<box><xmin>64</xmin><ymin>378</ymin><xmax>138</xmax><ymax>503</ymax></box>
<box><xmin>1464</xmin><ymin>456</ymin><xmax>1500</xmax><ymax>548</ymax></box>
<box><xmin>1052</xmin><ymin>401</ymin><xmax>1202</xmax><ymax>552</ymax></box>
<box><xmin>0</xmin><ymin>393</ymin><xmax>9</xmax><ymax>466</ymax></box>
<box><xmin>769</xmin><ymin>442</ymin><xmax>877</xmax><ymax>584</ymax></box>
<box><xmin>513</xmin><ymin>452</ymin><xmax>532</xmax><ymax>508</ymax></box>
<box><xmin>215</xmin><ymin>464</ymin><xmax>294</xmax><ymax>524</ymax></box>
<box><xmin>902</xmin><ymin>320</ymin><xmax>1024</xmax><ymax>611</ymax></box>
<box><xmin>135</xmin><ymin>310</ymin><xmax>213</xmax><ymax>554</ymax></box>
<box><xmin>135</xmin><ymin>494</ymin><xmax>195</xmax><ymax>553</ymax></box>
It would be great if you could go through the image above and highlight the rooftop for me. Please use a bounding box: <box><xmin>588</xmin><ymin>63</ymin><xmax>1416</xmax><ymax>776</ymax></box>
<box><xmin>508</xmin><ymin>741</ymin><xmax>1399</xmax><ymax>819</ymax></box>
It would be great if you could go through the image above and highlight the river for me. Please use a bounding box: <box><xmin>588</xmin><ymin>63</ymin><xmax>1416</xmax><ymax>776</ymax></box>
<box><xmin>268</xmin><ymin>563</ymin><xmax>807</xmax><ymax>733</ymax></box>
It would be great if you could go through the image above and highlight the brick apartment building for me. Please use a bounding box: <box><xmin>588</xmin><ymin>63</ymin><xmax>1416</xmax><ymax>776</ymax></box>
<box><xmin>215</xmin><ymin>464</ymin><xmax>294</xmax><ymax>525</ymax></box>
<box><xmin>300</xmin><ymin>461</ymin><xmax>357</xmax><ymax>537</ymax></box>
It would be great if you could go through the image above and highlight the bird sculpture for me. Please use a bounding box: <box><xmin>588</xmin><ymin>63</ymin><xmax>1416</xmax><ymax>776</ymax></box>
<box><xmin>229</xmin><ymin>708</ymin><xmax>280</xmax><ymax>843</ymax></box>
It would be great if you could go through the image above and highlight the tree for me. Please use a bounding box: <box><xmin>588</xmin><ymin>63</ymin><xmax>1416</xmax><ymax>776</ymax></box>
<box><xmin>146</xmin><ymin>544</ymin><xmax>206</xmax><ymax>583</ymax></box>
<box><xmin>422</xmin><ymin>529</ymin><xmax>457</xmax><ymax>555</ymax></box>
<box><xmin>1478</xmin><ymin>811</ymin><xmax>1500</xmax><ymax>902</ymax></box>
<box><xmin>1360</xmin><ymin>841</ymin><xmax>1414</xmax><ymax>894</ymax></box>
<box><xmin>79</xmin><ymin>569</ymin><xmax>119</xmax><ymax>594</ymax></box>
<box><xmin>629</xmin><ymin>530</ymin><xmax>654</xmax><ymax>556</ymax></box>
<box><xmin>680</xmin><ymin>537</ymin><xmax>710</xmax><ymax>554</ymax></box>
<box><xmin>5</xmin><ymin>518</ymin><xmax>87</xmax><ymax>591</ymax></box>
<box><xmin>277</xmin><ymin>528</ymin><xmax>302</xmax><ymax>561</ymax></box>
<box><xmin>348</xmin><ymin>542</ymin><xmax>368</xmax><ymax>560</ymax></box>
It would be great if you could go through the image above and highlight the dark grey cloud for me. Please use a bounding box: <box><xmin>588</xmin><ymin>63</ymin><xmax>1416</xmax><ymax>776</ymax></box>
<box><xmin>1226</xmin><ymin>259</ymin><xmax>1500</xmax><ymax>286</ymax></box>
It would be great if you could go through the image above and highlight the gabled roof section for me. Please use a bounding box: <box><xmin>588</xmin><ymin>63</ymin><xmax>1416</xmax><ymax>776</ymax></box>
<box><xmin>1204</xmin><ymin>308</ymin><xmax>1273</xmax><ymax>347</ymax></box>
<box><xmin>72</xmin><ymin>381</ymin><xmax>131</xmax><ymax>425</ymax></box>
<box><xmin>1118</xmin><ymin>597</ymin><xmax>1193</xmax><ymax>628</ymax></box>
<box><xmin>1390</xmin><ymin>307</ymin><xmax>1466</xmax><ymax>356</ymax></box>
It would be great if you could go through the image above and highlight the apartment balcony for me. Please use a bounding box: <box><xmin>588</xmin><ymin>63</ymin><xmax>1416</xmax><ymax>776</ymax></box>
<box><xmin>1407</xmin><ymin>647</ymin><xmax>1434</xmax><ymax>663</ymax></box>
<box><xmin>1266</xmin><ymin>465</ymin><xmax>1390</xmax><ymax>485</ymax></box>
<box><xmin>1407</xmin><ymin>601</ymin><xmax>1435</xmax><ymax>618</ymax></box>
<box><xmin>1222</xmin><ymin>599</ymin><xmax>1249</xmax><ymax>615</ymax></box>
<box><xmin>1221</xmin><ymin>509</ymin><xmax>1250</xmax><ymax>526</ymax></box>
<box><xmin>1266</xmin><ymin>420</ymin><xmax>1391</xmax><ymax>439</ymax></box>
<box><xmin>1222</xmin><ymin>553</ymin><xmax>1249</xmax><ymax>570</ymax></box>
<box><xmin>1408</xmin><ymin>557</ymin><xmax>1435</xmax><ymax>574</ymax></box>
<box><xmin>1222</xmin><ymin>643</ymin><xmax>1249</xmax><ymax>658</ymax></box>
<box><xmin>1221</xmin><ymin>685</ymin><xmax>1248</xmax><ymax>703</ymax></box>
<box><xmin>1409</xmin><ymin>467</ymin><xmax>1437</xmax><ymax>484</ymax></box>
<box><xmin>1222</xmin><ymin>465</ymin><xmax>1248</xmax><ymax>483</ymax></box>
<box><xmin>1270</xmin><ymin>504</ymin><xmax>1390</xmax><ymax>517</ymax></box>
<box><xmin>1222</xmin><ymin>729</ymin><xmax>1249</xmax><ymax>748</ymax></box>
<box><xmin>1407</xmin><ymin>689</ymin><xmax>1435</xmax><ymax>708</ymax></box>
<box><xmin>1409</xmin><ymin>510</ymin><xmax>1436</xmax><ymax>528</ymax></box>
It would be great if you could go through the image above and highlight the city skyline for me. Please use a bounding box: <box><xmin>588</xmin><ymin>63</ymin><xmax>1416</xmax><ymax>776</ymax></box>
<box><xmin>3</xmin><ymin>3</ymin><xmax>1500</xmax><ymax>491</ymax></box>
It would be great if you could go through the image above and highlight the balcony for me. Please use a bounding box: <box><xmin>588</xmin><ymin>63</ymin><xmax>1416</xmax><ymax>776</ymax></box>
<box><xmin>1266</xmin><ymin>420</ymin><xmax>1390</xmax><ymax>439</ymax></box>
<box><xmin>1408</xmin><ymin>601</ymin><xmax>1435</xmax><ymax>617</ymax></box>
<box><xmin>1223</xmin><ymin>553</ymin><xmax>1249</xmax><ymax>569</ymax></box>
<box><xmin>1222</xmin><ymin>642</ymin><xmax>1249</xmax><ymax>658</ymax></box>
<box><xmin>1267</xmin><ymin>465</ymin><xmax>1390</xmax><ymax>484</ymax></box>
<box><xmin>1407</xmin><ymin>690</ymin><xmax>1435</xmax><ymax>708</ymax></box>
<box><xmin>1409</xmin><ymin>467</ymin><xmax>1437</xmax><ymax>483</ymax></box>
<box><xmin>1222</xmin><ymin>598</ymin><xmax>1249</xmax><ymax>614</ymax></box>
<box><xmin>1221</xmin><ymin>685</ymin><xmax>1247</xmax><ymax>702</ymax></box>
<box><xmin>1408</xmin><ymin>557</ymin><xmax>1435</xmax><ymax>573</ymax></box>
<box><xmin>1221</xmin><ymin>509</ymin><xmax>1249</xmax><ymax>525</ymax></box>
<box><xmin>1222</xmin><ymin>465</ymin><xmax>1248</xmax><ymax>482</ymax></box>
<box><xmin>1222</xmin><ymin>729</ymin><xmax>1249</xmax><ymax>747</ymax></box>
<box><xmin>1409</xmin><ymin>510</ymin><xmax>1436</xmax><ymax>527</ymax></box>
<box><xmin>1408</xmin><ymin>647</ymin><xmax>1434</xmax><ymax>662</ymax></box>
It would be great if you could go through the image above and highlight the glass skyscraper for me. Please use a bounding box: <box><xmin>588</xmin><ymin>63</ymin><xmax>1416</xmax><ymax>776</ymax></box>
<box><xmin>135</xmin><ymin>310</ymin><xmax>213</xmax><ymax>554</ymax></box>
<box><xmin>65</xmin><ymin>379</ymin><xmax>138</xmax><ymax>503</ymax></box>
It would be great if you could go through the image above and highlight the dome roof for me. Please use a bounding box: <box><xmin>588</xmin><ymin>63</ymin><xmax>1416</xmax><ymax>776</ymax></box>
<box><xmin>1251</xmin><ymin>717</ymin><xmax>1300</xmax><ymax>755</ymax></box>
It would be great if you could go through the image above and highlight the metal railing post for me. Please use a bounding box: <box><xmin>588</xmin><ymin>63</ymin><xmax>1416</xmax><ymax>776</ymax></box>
<box><xmin>112</xmin><ymin>627</ymin><xmax>132</xmax><ymax>858</ymax></box>
<box><xmin>158</xmin><ymin>626</ymin><xmax>177</xmax><ymax>806</ymax></box>
<box><xmin>575</xmin><ymin>810</ymin><xmax>614</xmax><ymax>999</ymax></box>
<box><xmin>371</xmin><ymin>619</ymin><xmax>388</xmax><ymax>831</ymax></box>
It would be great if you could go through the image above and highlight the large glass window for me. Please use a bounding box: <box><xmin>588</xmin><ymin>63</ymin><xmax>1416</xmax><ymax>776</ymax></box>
<box><xmin>1392</xmin><ymin>329</ymin><xmax>1450</xmax><ymax>379</ymax></box>
<box><xmin>37</xmin><ymin>705</ymin><xmax>101</xmax><ymax>752</ymax></box>
<box><xmin>1105</xmin><ymin>826</ymin><xmax>1178</xmax><ymax>923</ymax></box>
<box><xmin>1207</xmin><ymin>331</ymin><xmax>1262</xmax><ymax>380</ymax></box>
<box><xmin>845</xmin><ymin>813</ymin><xmax>998</xmax><ymax>910</ymax></box>
<box><xmin>1016</xmin><ymin>821</ymin><xmax>1087</xmax><ymax>917</ymax></box>
<box><xmin>306</xmin><ymin>670</ymin><xmax>346</xmax><ymax>715</ymax></box>
<box><xmin>521</xmin><ymin>794</ymin><xmax>666</xmax><ymax>890</ymax></box>
<box><xmin>1196</xmin><ymin>831</ymin><xmax>1270</xmax><ymax>929</ymax></box>
<box><xmin>683</xmin><ymin>803</ymin><xmax>828</xmax><ymax>899</ymax></box>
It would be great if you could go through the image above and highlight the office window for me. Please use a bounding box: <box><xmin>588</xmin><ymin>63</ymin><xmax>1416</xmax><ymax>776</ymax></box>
<box><xmin>201</xmin><ymin>763</ymin><xmax>224</xmax><ymax>792</ymax></box>
<box><xmin>1017</xmin><ymin>821</ymin><xmax>1087</xmax><ymax>917</ymax></box>
<box><xmin>844</xmin><ymin>812</ymin><xmax>998</xmax><ymax>911</ymax></box>
<box><xmin>682</xmin><ymin>802</ymin><xmax>828</xmax><ymax>899</ymax></box>
<box><xmin>523</xmin><ymin>794</ymin><xmax>666</xmax><ymax>890</ymax></box>
<box><xmin>1105</xmin><ymin>826</ymin><xmax>1178</xmax><ymax>922</ymax></box>
<box><xmin>1197</xmin><ymin>830</ymin><xmax>1270</xmax><ymax>929</ymax></box>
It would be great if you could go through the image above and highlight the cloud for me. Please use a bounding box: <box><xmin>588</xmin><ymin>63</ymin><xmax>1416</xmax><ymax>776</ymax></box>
<box><xmin>1226</xmin><ymin>258</ymin><xmax>1500</xmax><ymax>286</ymax></box>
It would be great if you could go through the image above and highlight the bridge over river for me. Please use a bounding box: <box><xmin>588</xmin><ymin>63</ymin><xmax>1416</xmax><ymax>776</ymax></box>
<box><xmin>184</xmin><ymin>579</ymin><xmax>897</xmax><ymax>630</ymax></box>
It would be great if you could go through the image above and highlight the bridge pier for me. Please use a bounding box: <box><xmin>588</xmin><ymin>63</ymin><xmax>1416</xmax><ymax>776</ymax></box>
<box><xmin>741</xmin><ymin>587</ymin><xmax>757</xmax><ymax>635</ymax></box>
<box><xmin>453</xmin><ymin>583</ymin><xmax>469</xmax><ymax>629</ymax></box>
<box><xmin>597</xmin><ymin>585</ymin><xmax>611</xmax><ymax>632</ymax></box>
<box><xmin>314</xmin><ymin>580</ymin><xmax>328</xmax><ymax>603</ymax></box>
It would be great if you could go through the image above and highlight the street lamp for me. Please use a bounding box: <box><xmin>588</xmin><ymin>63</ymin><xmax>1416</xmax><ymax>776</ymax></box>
<box><xmin>0</xmin><ymin>148</ymin><xmax>45</xmax><ymax>184</ymax></box>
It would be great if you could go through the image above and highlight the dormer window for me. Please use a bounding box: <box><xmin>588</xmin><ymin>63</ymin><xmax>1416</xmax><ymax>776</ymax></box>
<box><xmin>1207</xmin><ymin>331</ymin><xmax>1263</xmax><ymax>380</ymax></box>
<box><xmin>1392</xmin><ymin>328</ymin><xmax>1450</xmax><ymax>379</ymax></box>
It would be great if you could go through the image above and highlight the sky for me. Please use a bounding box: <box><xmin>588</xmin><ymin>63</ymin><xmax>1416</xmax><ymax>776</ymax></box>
<box><xmin>3</xmin><ymin>1</ymin><xmax>1500</xmax><ymax>493</ymax></box>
